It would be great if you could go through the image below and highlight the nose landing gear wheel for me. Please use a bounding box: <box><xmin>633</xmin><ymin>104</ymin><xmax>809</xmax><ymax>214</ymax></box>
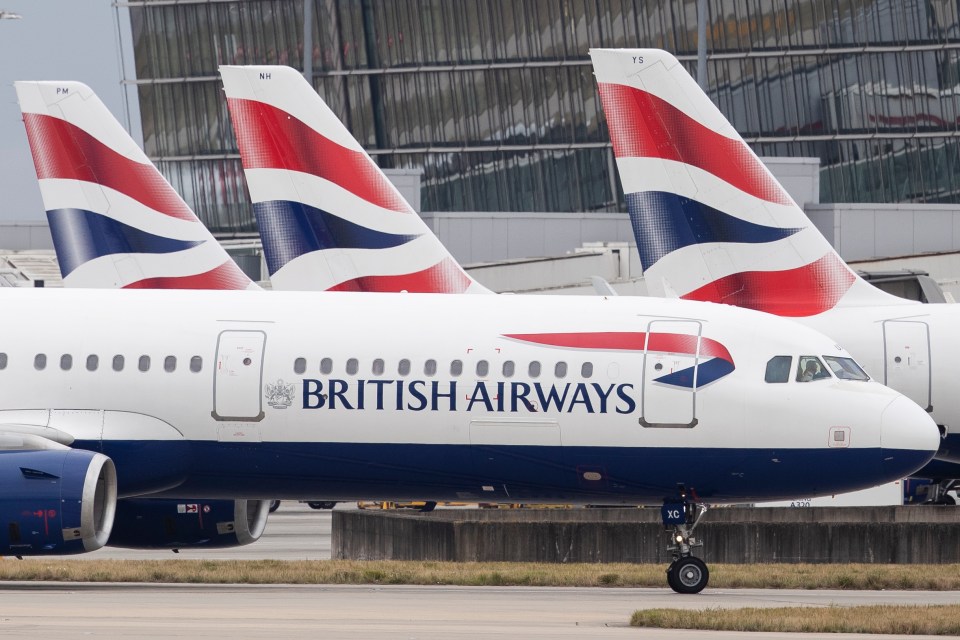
<box><xmin>668</xmin><ymin>556</ymin><xmax>709</xmax><ymax>594</ymax></box>
<box><xmin>662</xmin><ymin>489</ymin><xmax>710</xmax><ymax>593</ymax></box>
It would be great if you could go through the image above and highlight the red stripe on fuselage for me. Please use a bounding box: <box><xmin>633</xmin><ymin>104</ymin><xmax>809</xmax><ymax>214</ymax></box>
<box><xmin>325</xmin><ymin>257</ymin><xmax>472</xmax><ymax>293</ymax></box>
<box><xmin>122</xmin><ymin>261</ymin><xmax>252</xmax><ymax>290</ymax></box>
<box><xmin>226</xmin><ymin>98</ymin><xmax>412</xmax><ymax>214</ymax></box>
<box><xmin>596</xmin><ymin>83</ymin><xmax>792</xmax><ymax>206</ymax></box>
<box><xmin>502</xmin><ymin>331</ymin><xmax>733</xmax><ymax>365</ymax></box>
<box><xmin>21</xmin><ymin>114</ymin><xmax>196</xmax><ymax>221</ymax></box>
<box><xmin>680</xmin><ymin>254</ymin><xmax>856</xmax><ymax>317</ymax></box>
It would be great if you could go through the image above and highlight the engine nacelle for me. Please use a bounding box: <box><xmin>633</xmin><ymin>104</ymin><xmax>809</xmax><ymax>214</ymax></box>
<box><xmin>108</xmin><ymin>498</ymin><xmax>270</xmax><ymax>549</ymax></box>
<box><xmin>0</xmin><ymin>449</ymin><xmax>117</xmax><ymax>556</ymax></box>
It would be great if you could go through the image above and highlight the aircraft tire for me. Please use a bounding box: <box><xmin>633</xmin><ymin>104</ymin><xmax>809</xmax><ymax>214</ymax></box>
<box><xmin>668</xmin><ymin>557</ymin><xmax>709</xmax><ymax>594</ymax></box>
<box><xmin>665</xmin><ymin>561</ymin><xmax>680</xmax><ymax>591</ymax></box>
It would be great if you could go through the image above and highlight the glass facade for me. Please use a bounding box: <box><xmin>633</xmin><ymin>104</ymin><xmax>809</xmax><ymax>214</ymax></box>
<box><xmin>120</xmin><ymin>0</ymin><xmax>960</xmax><ymax>233</ymax></box>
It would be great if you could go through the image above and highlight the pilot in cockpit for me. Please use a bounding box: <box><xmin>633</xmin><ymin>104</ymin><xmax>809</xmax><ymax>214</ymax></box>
<box><xmin>798</xmin><ymin>357</ymin><xmax>830</xmax><ymax>382</ymax></box>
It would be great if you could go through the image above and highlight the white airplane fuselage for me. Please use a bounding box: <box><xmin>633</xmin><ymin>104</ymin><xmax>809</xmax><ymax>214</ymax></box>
<box><xmin>587</xmin><ymin>48</ymin><xmax>960</xmax><ymax>476</ymax></box>
<box><xmin>0</xmin><ymin>288</ymin><xmax>936</xmax><ymax>505</ymax></box>
<box><xmin>800</xmin><ymin>302</ymin><xmax>960</xmax><ymax>461</ymax></box>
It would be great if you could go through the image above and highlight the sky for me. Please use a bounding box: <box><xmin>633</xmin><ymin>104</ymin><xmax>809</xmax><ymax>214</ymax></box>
<box><xmin>0</xmin><ymin>0</ymin><xmax>128</xmax><ymax>222</ymax></box>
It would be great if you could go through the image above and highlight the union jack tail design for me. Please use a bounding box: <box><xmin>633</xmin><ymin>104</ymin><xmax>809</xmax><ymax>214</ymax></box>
<box><xmin>589</xmin><ymin>49</ymin><xmax>905</xmax><ymax>317</ymax></box>
<box><xmin>15</xmin><ymin>81</ymin><xmax>258</xmax><ymax>290</ymax></box>
<box><xmin>219</xmin><ymin>65</ymin><xmax>489</xmax><ymax>293</ymax></box>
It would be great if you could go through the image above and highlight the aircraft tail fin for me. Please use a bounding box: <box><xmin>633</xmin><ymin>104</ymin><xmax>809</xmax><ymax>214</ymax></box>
<box><xmin>14</xmin><ymin>81</ymin><xmax>258</xmax><ymax>290</ymax></box>
<box><xmin>219</xmin><ymin>65</ymin><xmax>489</xmax><ymax>293</ymax></box>
<box><xmin>589</xmin><ymin>49</ymin><xmax>907</xmax><ymax>316</ymax></box>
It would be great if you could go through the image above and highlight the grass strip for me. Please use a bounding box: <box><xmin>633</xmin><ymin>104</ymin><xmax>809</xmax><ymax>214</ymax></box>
<box><xmin>631</xmin><ymin>605</ymin><xmax>960</xmax><ymax>635</ymax></box>
<box><xmin>2</xmin><ymin>560</ymin><xmax>960</xmax><ymax>589</ymax></box>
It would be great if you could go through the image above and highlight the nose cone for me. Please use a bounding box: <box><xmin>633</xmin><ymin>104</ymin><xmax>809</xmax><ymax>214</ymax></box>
<box><xmin>880</xmin><ymin>396</ymin><xmax>940</xmax><ymax>479</ymax></box>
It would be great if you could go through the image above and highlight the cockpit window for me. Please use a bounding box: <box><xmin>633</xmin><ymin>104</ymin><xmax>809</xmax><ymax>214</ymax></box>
<box><xmin>797</xmin><ymin>356</ymin><xmax>831</xmax><ymax>382</ymax></box>
<box><xmin>764</xmin><ymin>356</ymin><xmax>791</xmax><ymax>383</ymax></box>
<box><xmin>824</xmin><ymin>356</ymin><xmax>870</xmax><ymax>381</ymax></box>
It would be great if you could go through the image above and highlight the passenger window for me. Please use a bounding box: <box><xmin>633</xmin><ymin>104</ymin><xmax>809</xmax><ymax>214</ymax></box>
<box><xmin>189</xmin><ymin>356</ymin><xmax>202</xmax><ymax>373</ymax></box>
<box><xmin>164</xmin><ymin>356</ymin><xmax>176</xmax><ymax>373</ymax></box>
<box><xmin>113</xmin><ymin>355</ymin><xmax>125</xmax><ymax>372</ymax></box>
<box><xmin>581</xmin><ymin>362</ymin><xmax>593</xmax><ymax>378</ymax></box>
<box><xmin>424</xmin><ymin>359</ymin><xmax>437</xmax><ymax>376</ymax></box>
<box><xmin>764</xmin><ymin>356</ymin><xmax>791</xmax><ymax>383</ymax></box>
<box><xmin>34</xmin><ymin>353</ymin><xmax>46</xmax><ymax>371</ymax></box>
<box><xmin>86</xmin><ymin>354</ymin><xmax>98</xmax><ymax>371</ymax></box>
<box><xmin>797</xmin><ymin>356</ymin><xmax>831</xmax><ymax>382</ymax></box>
<box><xmin>372</xmin><ymin>358</ymin><xmax>385</xmax><ymax>375</ymax></box>
<box><xmin>294</xmin><ymin>357</ymin><xmax>306</xmax><ymax>374</ymax></box>
<box><xmin>138</xmin><ymin>355</ymin><xmax>151</xmax><ymax>372</ymax></box>
<box><xmin>320</xmin><ymin>358</ymin><xmax>333</xmax><ymax>374</ymax></box>
<box><xmin>346</xmin><ymin>358</ymin><xmax>359</xmax><ymax>375</ymax></box>
<box><xmin>60</xmin><ymin>354</ymin><xmax>72</xmax><ymax>371</ymax></box>
<box><xmin>0</xmin><ymin>353</ymin><xmax>6</xmax><ymax>370</ymax></box>
<box><xmin>555</xmin><ymin>362</ymin><xmax>567</xmax><ymax>378</ymax></box>
<box><xmin>476</xmin><ymin>360</ymin><xmax>489</xmax><ymax>377</ymax></box>
<box><xmin>529</xmin><ymin>361</ymin><xmax>541</xmax><ymax>378</ymax></box>
<box><xmin>824</xmin><ymin>356</ymin><xmax>870</xmax><ymax>381</ymax></box>
<box><xmin>398</xmin><ymin>359</ymin><xmax>411</xmax><ymax>376</ymax></box>
<box><xmin>502</xmin><ymin>360</ymin><xmax>515</xmax><ymax>377</ymax></box>
<box><xmin>450</xmin><ymin>360</ymin><xmax>463</xmax><ymax>376</ymax></box>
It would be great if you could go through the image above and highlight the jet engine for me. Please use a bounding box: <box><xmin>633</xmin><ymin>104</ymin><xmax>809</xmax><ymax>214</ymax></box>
<box><xmin>0</xmin><ymin>449</ymin><xmax>117</xmax><ymax>556</ymax></box>
<box><xmin>108</xmin><ymin>498</ymin><xmax>270</xmax><ymax>549</ymax></box>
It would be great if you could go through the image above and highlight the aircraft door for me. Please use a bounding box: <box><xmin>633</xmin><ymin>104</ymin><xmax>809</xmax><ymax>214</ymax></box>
<box><xmin>883</xmin><ymin>320</ymin><xmax>932</xmax><ymax>412</ymax></box>
<box><xmin>641</xmin><ymin>320</ymin><xmax>701</xmax><ymax>428</ymax></box>
<box><xmin>213</xmin><ymin>330</ymin><xmax>267</xmax><ymax>421</ymax></box>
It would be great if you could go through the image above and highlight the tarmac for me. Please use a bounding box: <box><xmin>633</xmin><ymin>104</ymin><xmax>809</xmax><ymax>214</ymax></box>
<box><xmin>4</xmin><ymin>503</ymin><xmax>958</xmax><ymax>639</ymax></box>
<box><xmin>0</xmin><ymin>582</ymin><xmax>957</xmax><ymax>639</ymax></box>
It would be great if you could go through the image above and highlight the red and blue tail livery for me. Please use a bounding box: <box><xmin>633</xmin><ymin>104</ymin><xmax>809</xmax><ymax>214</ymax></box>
<box><xmin>15</xmin><ymin>81</ymin><xmax>258</xmax><ymax>290</ymax></box>
<box><xmin>220</xmin><ymin>65</ymin><xmax>489</xmax><ymax>293</ymax></box>
<box><xmin>589</xmin><ymin>49</ymin><xmax>899</xmax><ymax>316</ymax></box>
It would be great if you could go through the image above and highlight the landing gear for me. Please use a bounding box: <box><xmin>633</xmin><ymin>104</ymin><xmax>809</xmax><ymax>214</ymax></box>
<box><xmin>306</xmin><ymin>501</ymin><xmax>337</xmax><ymax>510</ymax></box>
<box><xmin>910</xmin><ymin>479</ymin><xmax>958</xmax><ymax>505</ymax></box>
<box><xmin>661</xmin><ymin>491</ymin><xmax>709</xmax><ymax>594</ymax></box>
<box><xmin>935</xmin><ymin>493</ymin><xmax>957</xmax><ymax>505</ymax></box>
<box><xmin>667</xmin><ymin>556</ymin><xmax>709</xmax><ymax>594</ymax></box>
<box><xmin>932</xmin><ymin>480</ymin><xmax>957</xmax><ymax>505</ymax></box>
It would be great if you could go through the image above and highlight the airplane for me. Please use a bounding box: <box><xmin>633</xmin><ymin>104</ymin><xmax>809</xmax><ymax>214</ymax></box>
<box><xmin>219</xmin><ymin>64</ymin><xmax>489</xmax><ymax>294</ymax></box>
<box><xmin>15</xmin><ymin>81</ymin><xmax>259</xmax><ymax>290</ymax></box>
<box><xmin>7</xmin><ymin>75</ymin><xmax>936</xmax><ymax>589</ymax></box>
<box><xmin>589</xmin><ymin>48</ymin><xmax>960</xmax><ymax>498</ymax></box>
<box><xmin>218</xmin><ymin>62</ymin><xmax>960</xmax><ymax>503</ymax></box>
<box><xmin>14</xmin><ymin>80</ymin><xmax>276</xmax><ymax>547</ymax></box>
<box><xmin>0</xmin><ymin>280</ymin><xmax>938</xmax><ymax>592</ymax></box>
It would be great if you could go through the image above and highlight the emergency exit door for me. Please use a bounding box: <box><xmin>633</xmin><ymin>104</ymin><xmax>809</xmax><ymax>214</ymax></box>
<box><xmin>213</xmin><ymin>330</ymin><xmax>266</xmax><ymax>421</ymax></box>
<box><xmin>641</xmin><ymin>320</ymin><xmax>701</xmax><ymax>428</ymax></box>
<box><xmin>883</xmin><ymin>320</ymin><xmax>932</xmax><ymax>412</ymax></box>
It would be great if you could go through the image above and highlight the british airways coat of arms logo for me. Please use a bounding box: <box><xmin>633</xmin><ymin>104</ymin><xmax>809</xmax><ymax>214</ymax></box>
<box><xmin>265</xmin><ymin>379</ymin><xmax>296</xmax><ymax>409</ymax></box>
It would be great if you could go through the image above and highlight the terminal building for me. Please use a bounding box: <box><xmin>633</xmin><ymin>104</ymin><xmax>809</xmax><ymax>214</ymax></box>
<box><xmin>5</xmin><ymin>0</ymin><xmax>960</xmax><ymax>294</ymax></box>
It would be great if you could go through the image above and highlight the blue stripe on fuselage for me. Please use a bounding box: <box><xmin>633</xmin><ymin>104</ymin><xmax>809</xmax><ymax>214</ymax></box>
<box><xmin>72</xmin><ymin>440</ymin><xmax>928</xmax><ymax>505</ymax></box>
<box><xmin>625</xmin><ymin>191</ymin><xmax>802</xmax><ymax>269</ymax></box>
<box><xmin>255</xmin><ymin>200</ymin><xmax>419</xmax><ymax>275</ymax></box>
